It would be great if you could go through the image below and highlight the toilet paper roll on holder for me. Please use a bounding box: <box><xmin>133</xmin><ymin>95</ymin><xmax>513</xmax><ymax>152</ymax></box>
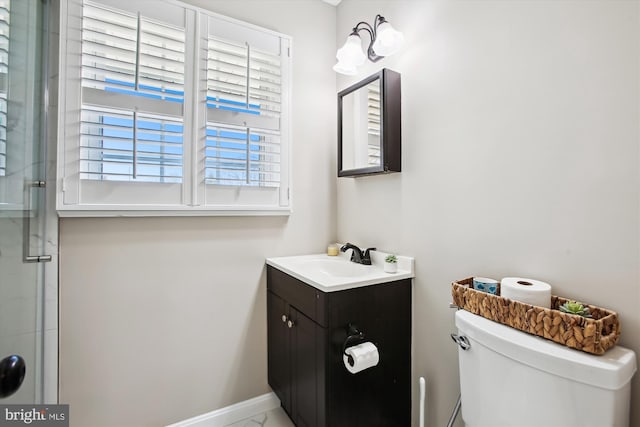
<box><xmin>342</xmin><ymin>324</ymin><xmax>366</xmax><ymax>366</ymax></box>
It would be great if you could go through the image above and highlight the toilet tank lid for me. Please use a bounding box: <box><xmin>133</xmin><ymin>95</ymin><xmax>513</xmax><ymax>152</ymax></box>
<box><xmin>455</xmin><ymin>310</ymin><xmax>637</xmax><ymax>390</ymax></box>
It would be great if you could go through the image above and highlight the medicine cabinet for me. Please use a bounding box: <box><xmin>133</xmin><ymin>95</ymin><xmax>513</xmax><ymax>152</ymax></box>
<box><xmin>338</xmin><ymin>68</ymin><xmax>401</xmax><ymax>177</ymax></box>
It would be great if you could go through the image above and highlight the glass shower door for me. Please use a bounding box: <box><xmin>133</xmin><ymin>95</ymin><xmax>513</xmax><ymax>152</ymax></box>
<box><xmin>0</xmin><ymin>0</ymin><xmax>50</xmax><ymax>404</ymax></box>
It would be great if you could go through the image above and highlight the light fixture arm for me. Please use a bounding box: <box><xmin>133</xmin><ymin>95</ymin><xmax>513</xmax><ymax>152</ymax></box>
<box><xmin>350</xmin><ymin>14</ymin><xmax>387</xmax><ymax>63</ymax></box>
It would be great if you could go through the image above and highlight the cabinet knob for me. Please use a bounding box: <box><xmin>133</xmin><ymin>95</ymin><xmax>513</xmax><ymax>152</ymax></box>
<box><xmin>281</xmin><ymin>314</ymin><xmax>288</xmax><ymax>323</ymax></box>
<box><xmin>287</xmin><ymin>320</ymin><xmax>294</xmax><ymax>329</ymax></box>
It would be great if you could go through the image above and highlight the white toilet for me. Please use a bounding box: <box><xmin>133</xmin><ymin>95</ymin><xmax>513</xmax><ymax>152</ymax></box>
<box><xmin>455</xmin><ymin>310</ymin><xmax>637</xmax><ymax>427</ymax></box>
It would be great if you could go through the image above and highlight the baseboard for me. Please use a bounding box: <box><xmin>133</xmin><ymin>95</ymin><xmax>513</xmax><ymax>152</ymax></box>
<box><xmin>165</xmin><ymin>393</ymin><xmax>281</xmax><ymax>427</ymax></box>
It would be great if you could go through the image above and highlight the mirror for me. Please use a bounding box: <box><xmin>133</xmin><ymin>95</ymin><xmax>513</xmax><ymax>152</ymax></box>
<box><xmin>338</xmin><ymin>68</ymin><xmax>401</xmax><ymax>177</ymax></box>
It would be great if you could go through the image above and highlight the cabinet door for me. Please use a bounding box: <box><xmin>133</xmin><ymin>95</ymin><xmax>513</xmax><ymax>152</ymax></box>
<box><xmin>267</xmin><ymin>291</ymin><xmax>291</xmax><ymax>413</ymax></box>
<box><xmin>291</xmin><ymin>307</ymin><xmax>318</xmax><ymax>427</ymax></box>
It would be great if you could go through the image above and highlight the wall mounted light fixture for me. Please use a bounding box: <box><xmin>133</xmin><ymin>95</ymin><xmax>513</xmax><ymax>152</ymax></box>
<box><xmin>333</xmin><ymin>15</ymin><xmax>404</xmax><ymax>75</ymax></box>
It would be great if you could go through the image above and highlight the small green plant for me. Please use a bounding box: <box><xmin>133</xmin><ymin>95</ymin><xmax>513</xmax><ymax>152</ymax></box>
<box><xmin>559</xmin><ymin>301</ymin><xmax>592</xmax><ymax>318</ymax></box>
<box><xmin>385</xmin><ymin>255</ymin><xmax>397</xmax><ymax>263</ymax></box>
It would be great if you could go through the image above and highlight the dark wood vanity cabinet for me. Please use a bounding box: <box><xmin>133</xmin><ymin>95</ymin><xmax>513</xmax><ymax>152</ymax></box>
<box><xmin>267</xmin><ymin>265</ymin><xmax>412</xmax><ymax>427</ymax></box>
<box><xmin>267</xmin><ymin>291</ymin><xmax>324</xmax><ymax>427</ymax></box>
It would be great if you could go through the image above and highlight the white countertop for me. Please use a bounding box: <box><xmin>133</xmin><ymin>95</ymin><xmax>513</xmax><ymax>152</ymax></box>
<box><xmin>266</xmin><ymin>250</ymin><xmax>414</xmax><ymax>292</ymax></box>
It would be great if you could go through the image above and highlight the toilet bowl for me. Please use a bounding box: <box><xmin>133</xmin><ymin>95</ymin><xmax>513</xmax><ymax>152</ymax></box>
<box><xmin>455</xmin><ymin>310</ymin><xmax>637</xmax><ymax>427</ymax></box>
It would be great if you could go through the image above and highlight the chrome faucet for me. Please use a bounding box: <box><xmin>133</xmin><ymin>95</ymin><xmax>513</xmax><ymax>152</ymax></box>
<box><xmin>340</xmin><ymin>243</ymin><xmax>376</xmax><ymax>265</ymax></box>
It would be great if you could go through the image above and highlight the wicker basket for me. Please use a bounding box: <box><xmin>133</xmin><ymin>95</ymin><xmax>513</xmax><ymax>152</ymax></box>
<box><xmin>451</xmin><ymin>278</ymin><xmax>620</xmax><ymax>355</ymax></box>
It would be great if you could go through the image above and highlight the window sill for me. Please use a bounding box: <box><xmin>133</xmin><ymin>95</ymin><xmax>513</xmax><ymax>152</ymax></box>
<box><xmin>56</xmin><ymin>205</ymin><xmax>292</xmax><ymax>218</ymax></box>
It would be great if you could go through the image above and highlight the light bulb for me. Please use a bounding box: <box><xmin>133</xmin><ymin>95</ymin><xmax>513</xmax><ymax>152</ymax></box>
<box><xmin>372</xmin><ymin>21</ymin><xmax>404</xmax><ymax>57</ymax></box>
<box><xmin>336</xmin><ymin>33</ymin><xmax>366</xmax><ymax>67</ymax></box>
<box><xmin>333</xmin><ymin>60</ymin><xmax>358</xmax><ymax>76</ymax></box>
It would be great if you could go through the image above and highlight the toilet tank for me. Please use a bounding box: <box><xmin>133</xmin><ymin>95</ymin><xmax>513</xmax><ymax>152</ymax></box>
<box><xmin>455</xmin><ymin>310</ymin><xmax>637</xmax><ymax>427</ymax></box>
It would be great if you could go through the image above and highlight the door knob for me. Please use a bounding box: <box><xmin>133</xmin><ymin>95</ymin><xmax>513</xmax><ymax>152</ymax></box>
<box><xmin>0</xmin><ymin>355</ymin><xmax>26</xmax><ymax>398</ymax></box>
<box><xmin>281</xmin><ymin>314</ymin><xmax>288</xmax><ymax>323</ymax></box>
<box><xmin>287</xmin><ymin>320</ymin><xmax>294</xmax><ymax>329</ymax></box>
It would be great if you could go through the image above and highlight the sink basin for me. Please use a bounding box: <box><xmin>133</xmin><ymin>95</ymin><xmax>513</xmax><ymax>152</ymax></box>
<box><xmin>301</xmin><ymin>258</ymin><xmax>370</xmax><ymax>278</ymax></box>
<box><xmin>266</xmin><ymin>251</ymin><xmax>414</xmax><ymax>292</ymax></box>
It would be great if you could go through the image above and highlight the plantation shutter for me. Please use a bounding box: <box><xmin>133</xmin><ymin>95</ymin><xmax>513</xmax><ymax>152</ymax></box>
<box><xmin>80</xmin><ymin>0</ymin><xmax>185</xmax><ymax>184</ymax></box>
<box><xmin>0</xmin><ymin>0</ymin><xmax>8</xmax><ymax>177</ymax></box>
<box><xmin>204</xmin><ymin>16</ymin><xmax>288</xmax><ymax>194</ymax></box>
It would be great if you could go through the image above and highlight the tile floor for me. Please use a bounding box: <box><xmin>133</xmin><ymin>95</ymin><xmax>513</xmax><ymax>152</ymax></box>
<box><xmin>225</xmin><ymin>407</ymin><xmax>295</xmax><ymax>427</ymax></box>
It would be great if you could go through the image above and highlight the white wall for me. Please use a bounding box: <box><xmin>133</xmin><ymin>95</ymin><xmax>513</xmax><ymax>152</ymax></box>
<box><xmin>336</xmin><ymin>1</ymin><xmax>639</xmax><ymax>426</ymax></box>
<box><xmin>58</xmin><ymin>1</ymin><xmax>337</xmax><ymax>426</ymax></box>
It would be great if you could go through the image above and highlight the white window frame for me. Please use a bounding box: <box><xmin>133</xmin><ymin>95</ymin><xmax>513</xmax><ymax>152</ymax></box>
<box><xmin>57</xmin><ymin>0</ymin><xmax>292</xmax><ymax>216</ymax></box>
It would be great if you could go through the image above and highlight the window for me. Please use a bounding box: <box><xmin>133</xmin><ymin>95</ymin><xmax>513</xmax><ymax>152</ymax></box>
<box><xmin>58</xmin><ymin>0</ymin><xmax>291</xmax><ymax>215</ymax></box>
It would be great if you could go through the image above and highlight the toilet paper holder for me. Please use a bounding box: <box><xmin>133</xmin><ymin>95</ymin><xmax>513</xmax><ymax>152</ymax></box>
<box><xmin>342</xmin><ymin>324</ymin><xmax>366</xmax><ymax>365</ymax></box>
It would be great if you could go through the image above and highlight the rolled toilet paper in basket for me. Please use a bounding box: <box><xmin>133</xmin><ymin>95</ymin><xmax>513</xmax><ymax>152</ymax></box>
<box><xmin>500</xmin><ymin>277</ymin><xmax>552</xmax><ymax>309</ymax></box>
<box><xmin>343</xmin><ymin>342</ymin><xmax>379</xmax><ymax>374</ymax></box>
